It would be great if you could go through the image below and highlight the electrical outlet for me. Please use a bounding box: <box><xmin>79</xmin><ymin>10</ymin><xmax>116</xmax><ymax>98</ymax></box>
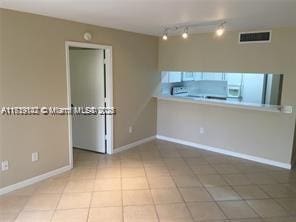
<box><xmin>1</xmin><ymin>160</ymin><xmax>9</xmax><ymax>171</ymax></box>
<box><xmin>128</xmin><ymin>126</ymin><xmax>133</xmax><ymax>133</ymax></box>
<box><xmin>32</xmin><ymin>152</ymin><xmax>39</xmax><ymax>162</ymax></box>
<box><xmin>199</xmin><ymin>127</ymin><xmax>204</xmax><ymax>134</ymax></box>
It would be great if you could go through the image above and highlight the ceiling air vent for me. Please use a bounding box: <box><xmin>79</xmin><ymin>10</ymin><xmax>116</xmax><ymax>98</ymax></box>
<box><xmin>239</xmin><ymin>31</ymin><xmax>271</xmax><ymax>44</ymax></box>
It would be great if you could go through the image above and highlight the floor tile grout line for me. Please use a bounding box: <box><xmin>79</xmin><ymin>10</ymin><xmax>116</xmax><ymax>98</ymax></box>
<box><xmin>49</xmin><ymin>193</ymin><xmax>63</xmax><ymax>222</ymax></box>
<box><xmin>193</xmin><ymin>150</ymin><xmax>290</xmax><ymax>220</ymax></box>
<box><xmin>273</xmin><ymin>198</ymin><xmax>295</xmax><ymax>217</ymax></box>
<box><xmin>119</xmin><ymin>154</ymin><xmax>124</xmax><ymax>222</ymax></box>
<box><xmin>178</xmin><ymin>144</ymin><xmax>292</xmax><ymax>220</ymax></box>
<box><xmin>139</xmin><ymin>143</ymin><xmax>161</xmax><ymax>222</ymax></box>
<box><xmin>185</xmin><ymin>147</ymin><xmax>288</xmax><ymax>190</ymax></box>
<box><xmin>86</xmin><ymin>190</ymin><xmax>95</xmax><ymax>221</ymax></box>
<box><xmin>10</xmin><ymin>193</ymin><xmax>32</xmax><ymax>221</ymax></box>
<box><xmin>4</xmin><ymin>143</ymin><xmax>296</xmax><ymax>221</ymax></box>
<box><xmin>176</xmin><ymin>144</ymin><xmax>231</xmax><ymax>221</ymax></box>
<box><xmin>160</xmin><ymin>143</ymin><xmax>197</xmax><ymax>222</ymax></box>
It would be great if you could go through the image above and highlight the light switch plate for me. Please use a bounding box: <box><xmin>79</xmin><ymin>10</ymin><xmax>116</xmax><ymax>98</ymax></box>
<box><xmin>1</xmin><ymin>160</ymin><xmax>9</xmax><ymax>171</ymax></box>
<box><xmin>32</xmin><ymin>152</ymin><xmax>39</xmax><ymax>162</ymax></box>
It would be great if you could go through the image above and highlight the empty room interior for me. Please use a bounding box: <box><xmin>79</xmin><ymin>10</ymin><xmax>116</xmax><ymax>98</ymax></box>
<box><xmin>1</xmin><ymin>0</ymin><xmax>296</xmax><ymax>221</ymax></box>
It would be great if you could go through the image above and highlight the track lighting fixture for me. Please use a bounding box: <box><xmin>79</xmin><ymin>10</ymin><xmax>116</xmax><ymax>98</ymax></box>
<box><xmin>216</xmin><ymin>22</ymin><xmax>226</xmax><ymax>36</ymax></box>
<box><xmin>161</xmin><ymin>21</ymin><xmax>226</xmax><ymax>40</ymax></box>
<box><xmin>182</xmin><ymin>27</ymin><xmax>189</xmax><ymax>39</ymax></box>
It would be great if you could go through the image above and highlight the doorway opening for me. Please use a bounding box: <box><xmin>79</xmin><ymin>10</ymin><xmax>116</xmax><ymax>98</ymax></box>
<box><xmin>65</xmin><ymin>41</ymin><xmax>113</xmax><ymax>168</ymax></box>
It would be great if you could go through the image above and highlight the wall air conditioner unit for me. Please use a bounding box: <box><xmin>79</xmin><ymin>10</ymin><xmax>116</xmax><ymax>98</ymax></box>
<box><xmin>239</xmin><ymin>30</ymin><xmax>271</xmax><ymax>44</ymax></box>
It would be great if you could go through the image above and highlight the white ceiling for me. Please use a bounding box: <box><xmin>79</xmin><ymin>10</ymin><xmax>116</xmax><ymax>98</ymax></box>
<box><xmin>1</xmin><ymin>0</ymin><xmax>296</xmax><ymax>36</ymax></box>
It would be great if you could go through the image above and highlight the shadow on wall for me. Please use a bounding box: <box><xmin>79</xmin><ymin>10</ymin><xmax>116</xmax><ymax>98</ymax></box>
<box><xmin>291</xmin><ymin>120</ymin><xmax>296</xmax><ymax>168</ymax></box>
<box><xmin>128</xmin><ymin>79</ymin><xmax>161</xmax><ymax>128</ymax></box>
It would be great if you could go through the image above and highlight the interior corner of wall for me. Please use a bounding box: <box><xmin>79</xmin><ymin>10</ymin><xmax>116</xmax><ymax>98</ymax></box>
<box><xmin>290</xmin><ymin>119</ymin><xmax>296</xmax><ymax>168</ymax></box>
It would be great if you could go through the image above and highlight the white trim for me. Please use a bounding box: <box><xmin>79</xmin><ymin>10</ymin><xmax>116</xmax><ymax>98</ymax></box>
<box><xmin>113</xmin><ymin>136</ymin><xmax>156</xmax><ymax>154</ymax></box>
<box><xmin>238</xmin><ymin>30</ymin><xmax>272</xmax><ymax>44</ymax></box>
<box><xmin>105</xmin><ymin>48</ymin><xmax>113</xmax><ymax>155</ymax></box>
<box><xmin>156</xmin><ymin>135</ymin><xmax>291</xmax><ymax>169</ymax></box>
<box><xmin>65</xmin><ymin>41</ymin><xmax>112</xmax><ymax>50</ymax></box>
<box><xmin>156</xmin><ymin>96</ymin><xmax>293</xmax><ymax>114</ymax></box>
<box><xmin>65</xmin><ymin>43</ymin><xmax>74</xmax><ymax>168</ymax></box>
<box><xmin>65</xmin><ymin>41</ymin><xmax>114</xmax><ymax>157</ymax></box>
<box><xmin>0</xmin><ymin>165</ymin><xmax>71</xmax><ymax>196</ymax></box>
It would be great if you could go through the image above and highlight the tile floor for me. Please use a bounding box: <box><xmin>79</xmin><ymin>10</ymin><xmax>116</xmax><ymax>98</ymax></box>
<box><xmin>1</xmin><ymin>139</ymin><xmax>296</xmax><ymax>221</ymax></box>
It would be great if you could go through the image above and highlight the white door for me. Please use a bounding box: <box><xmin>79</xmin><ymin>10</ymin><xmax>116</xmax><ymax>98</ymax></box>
<box><xmin>70</xmin><ymin>48</ymin><xmax>105</xmax><ymax>153</ymax></box>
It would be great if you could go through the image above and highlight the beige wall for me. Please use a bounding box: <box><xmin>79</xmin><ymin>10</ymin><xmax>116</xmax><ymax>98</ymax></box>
<box><xmin>158</xmin><ymin>99</ymin><xmax>295</xmax><ymax>164</ymax></box>
<box><xmin>158</xmin><ymin>28</ymin><xmax>296</xmax><ymax>165</ymax></box>
<box><xmin>0</xmin><ymin>9</ymin><xmax>159</xmax><ymax>188</ymax></box>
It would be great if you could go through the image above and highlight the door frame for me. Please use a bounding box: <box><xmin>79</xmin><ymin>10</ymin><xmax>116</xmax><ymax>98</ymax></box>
<box><xmin>65</xmin><ymin>41</ymin><xmax>113</xmax><ymax>168</ymax></box>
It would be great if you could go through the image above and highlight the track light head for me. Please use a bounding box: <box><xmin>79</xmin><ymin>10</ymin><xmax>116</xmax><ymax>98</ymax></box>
<box><xmin>182</xmin><ymin>27</ymin><xmax>189</xmax><ymax>39</ymax></box>
<box><xmin>162</xmin><ymin>29</ymin><xmax>168</xmax><ymax>40</ymax></box>
<box><xmin>216</xmin><ymin>22</ymin><xmax>226</xmax><ymax>36</ymax></box>
<box><xmin>162</xmin><ymin>34</ymin><xmax>168</xmax><ymax>40</ymax></box>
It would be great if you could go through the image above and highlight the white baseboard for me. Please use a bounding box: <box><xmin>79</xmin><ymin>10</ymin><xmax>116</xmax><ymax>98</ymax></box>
<box><xmin>113</xmin><ymin>136</ymin><xmax>156</xmax><ymax>154</ymax></box>
<box><xmin>156</xmin><ymin>135</ymin><xmax>291</xmax><ymax>170</ymax></box>
<box><xmin>0</xmin><ymin>165</ymin><xmax>72</xmax><ymax>196</ymax></box>
<box><xmin>1</xmin><ymin>134</ymin><xmax>290</xmax><ymax>196</ymax></box>
<box><xmin>0</xmin><ymin>136</ymin><xmax>156</xmax><ymax>195</ymax></box>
